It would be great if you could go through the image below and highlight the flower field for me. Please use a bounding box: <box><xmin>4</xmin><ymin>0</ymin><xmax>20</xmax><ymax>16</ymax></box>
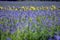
<box><xmin>0</xmin><ymin>2</ymin><xmax>60</xmax><ymax>40</ymax></box>
<box><xmin>0</xmin><ymin>9</ymin><xmax>60</xmax><ymax>40</ymax></box>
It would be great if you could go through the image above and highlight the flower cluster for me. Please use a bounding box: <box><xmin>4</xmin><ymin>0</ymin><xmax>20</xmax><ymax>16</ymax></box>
<box><xmin>0</xmin><ymin>8</ymin><xmax>60</xmax><ymax>40</ymax></box>
<box><xmin>0</xmin><ymin>5</ymin><xmax>60</xmax><ymax>11</ymax></box>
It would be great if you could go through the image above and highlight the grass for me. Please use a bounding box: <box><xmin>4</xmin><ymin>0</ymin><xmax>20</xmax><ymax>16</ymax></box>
<box><xmin>0</xmin><ymin>25</ymin><xmax>60</xmax><ymax>40</ymax></box>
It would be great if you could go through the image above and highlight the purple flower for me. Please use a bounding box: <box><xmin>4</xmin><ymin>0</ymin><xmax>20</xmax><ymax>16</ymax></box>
<box><xmin>6</xmin><ymin>37</ymin><xmax>11</xmax><ymax>40</ymax></box>
<box><xmin>48</xmin><ymin>38</ymin><xmax>53</xmax><ymax>40</ymax></box>
<box><xmin>10</xmin><ymin>27</ymin><xmax>17</xmax><ymax>34</ymax></box>
<box><xmin>54</xmin><ymin>35</ymin><xmax>60</xmax><ymax>40</ymax></box>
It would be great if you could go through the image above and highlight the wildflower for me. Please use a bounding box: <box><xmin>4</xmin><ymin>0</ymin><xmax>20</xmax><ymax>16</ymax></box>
<box><xmin>0</xmin><ymin>6</ymin><xmax>3</xmax><ymax>10</ymax></box>
<box><xmin>6</xmin><ymin>37</ymin><xmax>11</xmax><ymax>40</ymax></box>
<box><xmin>29</xmin><ymin>6</ymin><xmax>36</xmax><ymax>11</ymax></box>
<box><xmin>54</xmin><ymin>35</ymin><xmax>60</xmax><ymax>40</ymax></box>
<box><xmin>50</xmin><ymin>5</ymin><xmax>57</xmax><ymax>10</ymax></box>
<box><xmin>15</xmin><ymin>8</ymin><xmax>18</xmax><ymax>11</ymax></box>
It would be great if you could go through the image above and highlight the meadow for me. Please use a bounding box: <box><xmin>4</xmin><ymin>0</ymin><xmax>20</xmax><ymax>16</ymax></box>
<box><xmin>0</xmin><ymin>9</ymin><xmax>60</xmax><ymax>40</ymax></box>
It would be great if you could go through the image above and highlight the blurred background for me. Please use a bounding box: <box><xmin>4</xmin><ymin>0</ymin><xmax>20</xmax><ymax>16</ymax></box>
<box><xmin>0</xmin><ymin>0</ymin><xmax>60</xmax><ymax>1</ymax></box>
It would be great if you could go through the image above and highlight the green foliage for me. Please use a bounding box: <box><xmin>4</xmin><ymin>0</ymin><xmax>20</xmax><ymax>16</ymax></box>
<box><xmin>1</xmin><ymin>26</ymin><xmax>60</xmax><ymax>40</ymax></box>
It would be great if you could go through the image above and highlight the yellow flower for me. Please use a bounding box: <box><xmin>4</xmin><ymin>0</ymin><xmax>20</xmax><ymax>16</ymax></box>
<box><xmin>21</xmin><ymin>6</ymin><xmax>28</xmax><ymax>11</ymax></box>
<box><xmin>0</xmin><ymin>6</ymin><xmax>3</xmax><ymax>10</ymax></box>
<box><xmin>15</xmin><ymin>8</ymin><xmax>18</xmax><ymax>11</ymax></box>
<box><xmin>29</xmin><ymin>6</ymin><xmax>36</xmax><ymax>11</ymax></box>
<box><xmin>50</xmin><ymin>5</ymin><xmax>57</xmax><ymax>10</ymax></box>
